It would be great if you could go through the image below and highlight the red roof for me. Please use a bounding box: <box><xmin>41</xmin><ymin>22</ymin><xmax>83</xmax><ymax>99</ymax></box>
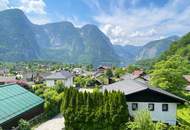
<box><xmin>132</xmin><ymin>70</ymin><xmax>144</xmax><ymax>77</ymax></box>
<box><xmin>0</xmin><ymin>80</ymin><xmax>28</xmax><ymax>87</ymax></box>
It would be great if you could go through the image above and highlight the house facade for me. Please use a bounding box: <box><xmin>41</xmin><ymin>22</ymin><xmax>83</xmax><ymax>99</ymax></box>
<box><xmin>44</xmin><ymin>70</ymin><xmax>73</xmax><ymax>87</ymax></box>
<box><xmin>127</xmin><ymin>102</ymin><xmax>177</xmax><ymax>125</ymax></box>
<box><xmin>102</xmin><ymin>76</ymin><xmax>186</xmax><ymax>125</ymax></box>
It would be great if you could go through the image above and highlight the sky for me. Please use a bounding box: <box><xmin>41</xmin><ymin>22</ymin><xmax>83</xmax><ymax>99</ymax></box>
<box><xmin>0</xmin><ymin>0</ymin><xmax>190</xmax><ymax>46</ymax></box>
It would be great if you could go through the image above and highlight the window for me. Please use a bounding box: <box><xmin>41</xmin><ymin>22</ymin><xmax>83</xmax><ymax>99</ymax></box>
<box><xmin>132</xmin><ymin>103</ymin><xmax>138</xmax><ymax>111</ymax></box>
<box><xmin>148</xmin><ymin>103</ymin><xmax>154</xmax><ymax>111</ymax></box>
<box><xmin>162</xmin><ymin>104</ymin><xmax>168</xmax><ymax>111</ymax></box>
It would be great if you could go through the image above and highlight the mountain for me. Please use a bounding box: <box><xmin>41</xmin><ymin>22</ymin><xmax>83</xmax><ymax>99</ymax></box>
<box><xmin>136</xmin><ymin>36</ymin><xmax>179</xmax><ymax>60</ymax></box>
<box><xmin>0</xmin><ymin>9</ymin><xmax>119</xmax><ymax>65</ymax></box>
<box><xmin>0</xmin><ymin>9</ymin><xmax>180</xmax><ymax>66</ymax></box>
<box><xmin>79</xmin><ymin>25</ymin><xmax>119</xmax><ymax>65</ymax></box>
<box><xmin>161</xmin><ymin>32</ymin><xmax>190</xmax><ymax>60</ymax></box>
<box><xmin>113</xmin><ymin>36</ymin><xmax>179</xmax><ymax>65</ymax></box>
<box><xmin>0</xmin><ymin>9</ymin><xmax>40</xmax><ymax>61</ymax></box>
<box><xmin>34</xmin><ymin>21</ymin><xmax>85</xmax><ymax>63</ymax></box>
<box><xmin>113</xmin><ymin>45</ymin><xmax>142</xmax><ymax>65</ymax></box>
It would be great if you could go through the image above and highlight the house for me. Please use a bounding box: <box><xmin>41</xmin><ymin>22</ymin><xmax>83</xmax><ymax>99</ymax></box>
<box><xmin>73</xmin><ymin>68</ymin><xmax>83</xmax><ymax>75</ymax></box>
<box><xmin>0</xmin><ymin>76</ymin><xmax>16</xmax><ymax>84</ymax></box>
<box><xmin>0</xmin><ymin>68</ymin><xmax>9</xmax><ymax>76</ymax></box>
<box><xmin>183</xmin><ymin>75</ymin><xmax>190</xmax><ymax>92</ymax></box>
<box><xmin>22</xmin><ymin>72</ymin><xmax>53</xmax><ymax>83</ymax></box>
<box><xmin>132</xmin><ymin>70</ymin><xmax>150</xmax><ymax>81</ymax></box>
<box><xmin>96</xmin><ymin>65</ymin><xmax>111</xmax><ymax>72</ymax></box>
<box><xmin>102</xmin><ymin>76</ymin><xmax>186</xmax><ymax>125</ymax></box>
<box><xmin>0</xmin><ymin>84</ymin><xmax>44</xmax><ymax>130</ymax></box>
<box><xmin>0</xmin><ymin>76</ymin><xmax>29</xmax><ymax>89</ymax></box>
<box><xmin>22</xmin><ymin>72</ymin><xmax>34</xmax><ymax>81</ymax></box>
<box><xmin>44</xmin><ymin>70</ymin><xmax>73</xmax><ymax>87</ymax></box>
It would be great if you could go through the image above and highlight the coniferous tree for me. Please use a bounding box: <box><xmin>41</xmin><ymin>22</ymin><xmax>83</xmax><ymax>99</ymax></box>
<box><xmin>61</xmin><ymin>88</ymin><xmax>129</xmax><ymax>130</ymax></box>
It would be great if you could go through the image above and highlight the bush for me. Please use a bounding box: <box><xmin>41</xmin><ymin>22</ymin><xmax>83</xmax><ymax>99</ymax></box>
<box><xmin>126</xmin><ymin>110</ymin><xmax>155</xmax><ymax>130</ymax></box>
<box><xmin>125</xmin><ymin>110</ymin><xmax>190</xmax><ymax>130</ymax></box>
<box><xmin>61</xmin><ymin>88</ymin><xmax>129</xmax><ymax>130</ymax></box>
<box><xmin>18</xmin><ymin>119</ymin><xmax>31</xmax><ymax>130</ymax></box>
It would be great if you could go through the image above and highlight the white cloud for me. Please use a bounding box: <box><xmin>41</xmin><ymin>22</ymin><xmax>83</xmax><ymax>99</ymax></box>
<box><xmin>19</xmin><ymin>0</ymin><xmax>46</xmax><ymax>14</ymax></box>
<box><xmin>92</xmin><ymin>0</ymin><xmax>190</xmax><ymax>45</ymax></box>
<box><xmin>18</xmin><ymin>0</ymin><xmax>49</xmax><ymax>24</ymax></box>
<box><xmin>52</xmin><ymin>13</ymin><xmax>87</xmax><ymax>27</ymax></box>
<box><xmin>0</xmin><ymin>0</ymin><xmax>10</xmax><ymax>11</ymax></box>
<box><xmin>0</xmin><ymin>0</ymin><xmax>48</xmax><ymax>24</ymax></box>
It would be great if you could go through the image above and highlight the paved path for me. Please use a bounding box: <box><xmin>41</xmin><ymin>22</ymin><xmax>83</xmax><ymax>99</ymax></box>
<box><xmin>35</xmin><ymin>114</ymin><xmax>65</xmax><ymax>130</ymax></box>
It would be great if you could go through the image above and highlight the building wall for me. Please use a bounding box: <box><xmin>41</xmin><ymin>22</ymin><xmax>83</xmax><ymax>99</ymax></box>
<box><xmin>127</xmin><ymin>102</ymin><xmax>177</xmax><ymax>125</ymax></box>
<box><xmin>65</xmin><ymin>77</ymin><xmax>73</xmax><ymax>87</ymax></box>
<box><xmin>46</xmin><ymin>79</ymin><xmax>55</xmax><ymax>87</ymax></box>
<box><xmin>46</xmin><ymin>77</ymin><xmax>73</xmax><ymax>87</ymax></box>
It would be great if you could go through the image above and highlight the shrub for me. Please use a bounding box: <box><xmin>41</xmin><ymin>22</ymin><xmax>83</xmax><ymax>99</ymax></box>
<box><xmin>18</xmin><ymin>119</ymin><xmax>31</xmax><ymax>130</ymax></box>
<box><xmin>61</xmin><ymin>88</ymin><xmax>129</xmax><ymax>130</ymax></box>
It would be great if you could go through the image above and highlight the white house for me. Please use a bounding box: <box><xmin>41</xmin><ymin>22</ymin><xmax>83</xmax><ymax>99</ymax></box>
<box><xmin>102</xmin><ymin>76</ymin><xmax>186</xmax><ymax>125</ymax></box>
<box><xmin>44</xmin><ymin>70</ymin><xmax>73</xmax><ymax>87</ymax></box>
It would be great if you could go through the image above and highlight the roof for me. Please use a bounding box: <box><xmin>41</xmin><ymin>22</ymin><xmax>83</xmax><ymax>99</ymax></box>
<box><xmin>185</xmin><ymin>85</ymin><xmax>190</xmax><ymax>91</ymax></box>
<box><xmin>102</xmin><ymin>78</ymin><xmax>147</xmax><ymax>95</ymax></box>
<box><xmin>0</xmin><ymin>84</ymin><xmax>44</xmax><ymax>124</ymax></box>
<box><xmin>44</xmin><ymin>70</ymin><xmax>73</xmax><ymax>80</ymax></box>
<box><xmin>183</xmin><ymin>75</ymin><xmax>190</xmax><ymax>82</ymax></box>
<box><xmin>102</xmin><ymin>77</ymin><xmax>186</xmax><ymax>103</ymax></box>
<box><xmin>132</xmin><ymin>70</ymin><xmax>144</xmax><ymax>78</ymax></box>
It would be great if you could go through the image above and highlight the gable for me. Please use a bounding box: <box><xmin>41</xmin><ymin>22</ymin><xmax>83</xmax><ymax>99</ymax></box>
<box><xmin>126</xmin><ymin>89</ymin><xmax>185</xmax><ymax>103</ymax></box>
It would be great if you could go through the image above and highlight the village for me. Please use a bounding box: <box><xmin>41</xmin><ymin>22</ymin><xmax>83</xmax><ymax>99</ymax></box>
<box><xmin>0</xmin><ymin>61</ymin><xmax>189</xmax><ymax>130</ymax></box>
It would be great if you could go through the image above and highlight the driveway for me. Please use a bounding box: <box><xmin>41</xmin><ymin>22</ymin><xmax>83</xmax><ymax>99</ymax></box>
<box><xmin>35</xmin><ymin>114</ymin><xmax>65</xmax><ymax>130</ymax></box>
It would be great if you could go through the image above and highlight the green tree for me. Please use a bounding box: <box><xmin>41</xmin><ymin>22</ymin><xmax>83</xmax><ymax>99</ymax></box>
<box><xmin>105</xmin><ymin>69</ymin><xmax>113</xmax><ymax>84</ymax></box>
<box><xmin>74</xmin><ymin>76</ymin><xmax>86</xmax><ymax>87</ymax></box>
<box><xmin>55</xmin><ymin>80</ymin><xmax>65</xmax><ymax>93</ymax></box>
<box><xmin>61</xmin><ymin>88</ymin><xmax>128</xmax><ymax>130</ymax></box>
<box><xmin>105</xmin><ymin>69</ymin><xmax>113</xmax><ymax>78</ymax></box>
<box><xmin>150</xmin><ymin>55</ymin><xmax>190</xmax><ymax>91</ymax></box>
<box><xmin>127</xmin><ymin>65</ymin><xmax>139</xmax><ymax>73</ymax></box>
<box><xmin>43</xmin><ymin>89</ymin><xmax>61</xmax><ymax>117</ymax></box>
<box><xmin>114</xmin><ymin>68</ymin><xmax>126</xmax><ymax>78</ymax></box>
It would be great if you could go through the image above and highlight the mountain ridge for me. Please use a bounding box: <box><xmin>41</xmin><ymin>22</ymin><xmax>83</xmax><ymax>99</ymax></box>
<box><xmin>0</xmin><ymin>9</ymin><xmax>179</xmax><ymax>66</ymax></box>
<box><xmin>113</xmin><ymin>36</ymin><xmax>179</xmax><ymax>65</ymax></box>
<box><xmin>0</xmin><ymin>9</ymin><xmax>119</xmax><ymax>65</ymax></box>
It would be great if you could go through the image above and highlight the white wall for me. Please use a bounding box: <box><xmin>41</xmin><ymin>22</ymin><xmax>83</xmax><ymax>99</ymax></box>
<box><xmin>46</xmin><ymin>80</ymin><xmax>55</xmax><ymax>87</ymax></box>
<box><xmin>127</xmin><ymin>102</ymin><xmax>177</xmax><ymax>125</ymax></box>
<box><xmin>64</xmin><ymin>77</ymin><xmax>73</xmax><ymax>87</ymax></box>
<box><xmin>46</xmin><ymin>77</ymin><xmax>73</xmax><ymax>87</ymax></box>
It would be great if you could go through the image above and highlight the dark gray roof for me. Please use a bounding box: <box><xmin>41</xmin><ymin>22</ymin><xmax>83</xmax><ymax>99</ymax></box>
<box><xmin>102</xmin><ymin>78</ymin><xmax>147</xmax><ymax>95</ymax></box>
<box><xmin>44</xmin><ymin>71</ymin><xmax>73</xmax><ymax>80</ymax></box>
<box><xmin>102</xmin><ymin>77</ymin><xmax>186</xmax><ymax>103</ymax></box>
<box><xmin>148</xmin><ymin>87</ymin><xmax>186</xmax><ymax>102</ymax></box>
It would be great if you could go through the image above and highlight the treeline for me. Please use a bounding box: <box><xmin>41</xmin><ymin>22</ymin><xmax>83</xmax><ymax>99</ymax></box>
<box><xmin>61</xmin><ymin>88</ymin><xmax>128</xmax><ymax>130</ymax></box>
